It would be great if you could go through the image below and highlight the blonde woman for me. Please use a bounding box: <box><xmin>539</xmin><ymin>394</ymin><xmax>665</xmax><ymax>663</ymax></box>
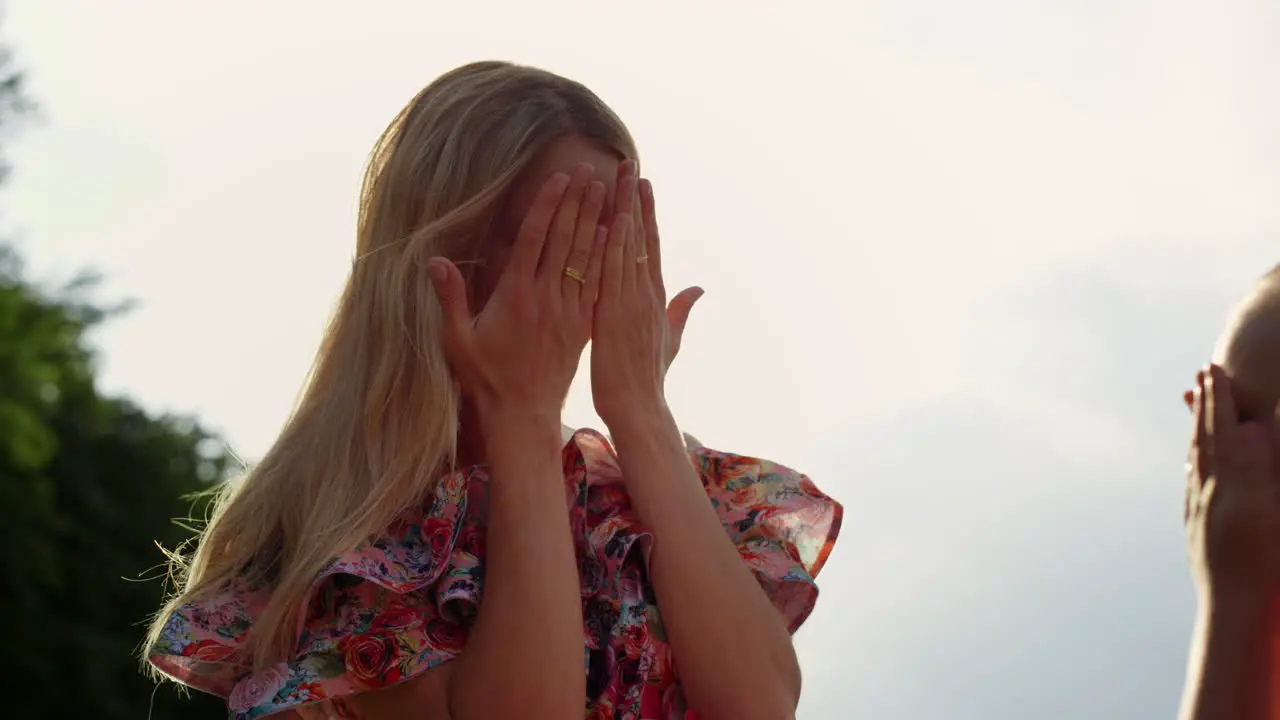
<box><xmin>145</xmin><ymin>62</ymin><xmax>842</xmax><ymax>720</ymax></box>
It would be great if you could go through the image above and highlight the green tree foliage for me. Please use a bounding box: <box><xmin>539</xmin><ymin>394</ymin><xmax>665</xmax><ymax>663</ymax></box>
<box><xmin>0</xmin><ymin>30</ymin><xmax>231</xmax><ymax>720</ymax></box>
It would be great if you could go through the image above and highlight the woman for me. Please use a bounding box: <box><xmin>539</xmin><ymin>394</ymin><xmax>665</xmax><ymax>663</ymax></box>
<box><xmin>144</xmin><ymin>61</ymin><xmax>842</xmax><ymax>720</ymax></box>
<box><xmin>1179</xmin><ymin>271</ymin><xmax>1280</xmax><ymax>719</ymax></box>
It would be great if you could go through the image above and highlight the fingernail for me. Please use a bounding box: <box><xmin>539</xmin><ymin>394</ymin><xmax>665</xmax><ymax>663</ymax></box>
<box><xmin>427</xmin><ymin>259</ymin><xmax>446</xmax><ymax>283</ymax></box>
<box><xmin>548</xmin><ymin>172</ymin><xmax>572</xmax><ymax>191</ymax></box>
<box><xmin>640</xmin><ymin>178</ymin><xmax>653</xmax><ymax>197</ymax></box>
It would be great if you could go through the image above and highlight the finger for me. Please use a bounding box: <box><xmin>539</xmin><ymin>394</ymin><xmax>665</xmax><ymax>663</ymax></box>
<box><xmin>540</xmin><ymin>163</ymin><xmax>595</xmax><ymax>282</ymax></box>
<box><xmin>617</xmin><ymin>175</ymin><xmax>641</xmax><ymax>295</ymax></box>
<box><xmin>639</xmin><ymin>178</ymin><xmax>664</xmax><ymax>293</ymax></box>
<box><xmin>615</xmin><ymin>161</ymin><xmax>639</xmax><ymax>228</ymax></box>
<box><xmin>509</xmin><ymin>173</ymin><xmax>571</xmax><ymax>279</ymax></box>
<box><xmin>666</xmin><ymin>286</ymin><xmax>705</xmax><ymax>353</ymax></box>
<box><xmin>630</xmin><ymin>172</ymin><xmax>645</xmax><ymax>294</ymax></box>
<box><xmin>1186</xmin><ymin>375</ymin><xmax>1202</xmax><ymax>523</ymax></box>
<box><xmin>562</xmin><ymin>180</ymin><xmax>606</xmax><ymax>304</ymax></box>
<box><xmin>602</xmin><ymin>214</ymin><xmax>631</xmax><ymax>302</ymax></box>
<box><xmin>1206</xmin><ymin>364</ymin><xmax>1237</xmax><ymax>453</ymax></box>
<box><xmin>1191</xmin><ymin>370</ymin><xmax>1208</xmax><ymax>492</ymax></box>
<box><xmin>616</xmin><ymin>159</ymin><xmax>637</xmax><ymax>207</ymax></box>
<box><xmin>428</xmin><ymin>257</ymin><xmax>473</xmax><ymax>345</ymax></box>
<box><xmin>1184</xmin><ymin>466</ymin><xmax>1193</xmax><ymax>523</ymax></box>
<box><xmin>580</xmin><ymin>224</ymin><xmax>609</xmax><ymax>311</ymax></box>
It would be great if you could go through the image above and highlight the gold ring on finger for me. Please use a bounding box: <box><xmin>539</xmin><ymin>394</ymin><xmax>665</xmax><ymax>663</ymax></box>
<box><xmin>563</xmin><ymin>266</ymin><xmax>586</xmax><ymax>284</ymax></box>
<box><xmin>636</xmin><ymin>255</ymin><xmax>649</xmax><ymax>264</ymax></box>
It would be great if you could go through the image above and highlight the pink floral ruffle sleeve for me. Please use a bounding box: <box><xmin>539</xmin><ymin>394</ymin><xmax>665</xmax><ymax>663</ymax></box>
<box><xmin>146</xmin><ymin>429</ymin><xmax>842</xmax><ymax>719</ymax></box>
<box><xmin>684</xmin><ymin>436</ymin><xmax>841</xmax><ymax>633</ymax></box>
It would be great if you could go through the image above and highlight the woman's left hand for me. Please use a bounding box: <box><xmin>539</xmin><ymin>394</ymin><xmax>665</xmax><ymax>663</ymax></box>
<box><xmin>591</xmin><ymin>160</ymin><xmax>704</xmax><ymax>425</ymax></box>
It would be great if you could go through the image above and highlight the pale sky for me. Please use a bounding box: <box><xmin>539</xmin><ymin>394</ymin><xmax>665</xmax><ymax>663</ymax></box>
<box><xmin>7</xmin><ymin>1</ymin><xmax>1280</xmax><ymax>718</ymax></box>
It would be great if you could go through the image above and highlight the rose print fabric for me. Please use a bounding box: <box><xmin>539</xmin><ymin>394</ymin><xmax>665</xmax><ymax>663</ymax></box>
<box><xmin>148</xmin><ymin>429</ymin><xmax>842</xmax><ymax>719</ymax></box>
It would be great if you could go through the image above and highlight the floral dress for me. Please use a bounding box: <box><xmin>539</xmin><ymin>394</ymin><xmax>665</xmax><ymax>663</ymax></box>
<box><xmin>148</xmin><ymin>428</ymin><xmax>843</xmax><ymax>719</ymax></box>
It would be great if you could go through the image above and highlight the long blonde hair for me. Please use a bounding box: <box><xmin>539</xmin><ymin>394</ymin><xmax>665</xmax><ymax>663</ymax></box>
<box><xmin>145</xmin><ymin>61</ymin><xmax>637</xmax><ymax>671</ymax></box>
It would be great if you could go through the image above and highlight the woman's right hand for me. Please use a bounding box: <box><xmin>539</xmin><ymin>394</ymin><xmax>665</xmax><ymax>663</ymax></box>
<box><xmin>427</xmin><ymin>164</ymin><xmax>607</xmax><ymax>419</ymax></box>
<box><xmin>1185</xmin><ymin>365</ymin><xmax>1280</xmax><ymax>602</ymax></box>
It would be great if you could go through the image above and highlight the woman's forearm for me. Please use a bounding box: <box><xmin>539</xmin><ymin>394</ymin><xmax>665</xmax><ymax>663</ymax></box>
<box><xmin>1178</xmin><ymin>592</ymin><xmax>1270</xmax><ymax>720</ymax></box>
<box><xmin>448</xmin><ymin>410</ymin><xmax>584</xmax><ymax>719</ymax></box>
<box><xmin>609</xmin><ymin>405</ymin><xmax>801</xmax><ymax>720</ymax></box>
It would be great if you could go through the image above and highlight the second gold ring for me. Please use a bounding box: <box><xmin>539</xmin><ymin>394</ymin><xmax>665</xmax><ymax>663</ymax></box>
<box><xmin>563</xmin><ymin>266</ymin><xmax>586</xmax><ymax>284</ymax></box>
